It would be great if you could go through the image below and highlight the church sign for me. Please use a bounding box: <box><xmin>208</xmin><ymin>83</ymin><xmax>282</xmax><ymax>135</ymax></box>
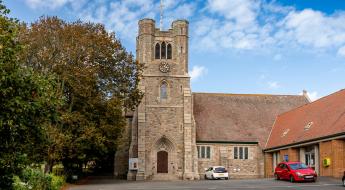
<box><xmin>129</xmin><ymin>158</ymin><xmax>138</xmax><ymax>171</ymax></box>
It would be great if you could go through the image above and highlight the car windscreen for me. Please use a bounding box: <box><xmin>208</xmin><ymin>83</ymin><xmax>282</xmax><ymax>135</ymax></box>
<box><xmin>214</xmin><ymin>167</ymin><xmax>227</xmax><ymax>173</ymax></box>
<box><xmin>289</xmin><ymin>163</ymin><xmax>309</xmax><ymax>170</ymax></box>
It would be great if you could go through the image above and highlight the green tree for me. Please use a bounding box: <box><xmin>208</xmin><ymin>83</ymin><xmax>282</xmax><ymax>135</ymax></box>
<box><xmin>19</xmin><ymin>17</ymin><xmax>143</xmax><ymax>175</ymax></box>
<box><xmin>0</xmin><ymin>1</ymin><xmax>61</xmax><ymax>189</ymax></box>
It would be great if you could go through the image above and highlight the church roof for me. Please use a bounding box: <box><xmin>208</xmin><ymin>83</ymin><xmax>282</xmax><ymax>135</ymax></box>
<box><xmin>265</xmin><ymin>89</ymin><xmax>345</xmax><ymax>150</ymax></box>
<box><xmin>193</xmin><ymin>93</ymin><xmax>309</xmax><ymax>147</ymax></box>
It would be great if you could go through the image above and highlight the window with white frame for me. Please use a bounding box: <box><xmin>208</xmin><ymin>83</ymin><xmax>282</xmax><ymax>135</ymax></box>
<box><xmin>234</xmin><ymin>146</ymin><xmax>249</xmax><ymax>160</ymax></box>
<box><xmin>197</xmin><ymin>145</ymin><xmax>211</xmax><ymax>159</ymax></box>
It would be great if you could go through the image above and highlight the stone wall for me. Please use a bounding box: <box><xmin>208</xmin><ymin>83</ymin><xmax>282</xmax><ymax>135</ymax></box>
<box><xmin>197</xmin><ymin>143</ymin><xmax>261</xmax><ymax>179</ymax></box>
<box><xmin>130</xmin><ymin>19</ymin><xmax>198</xmax><ymax>180</ymax></box>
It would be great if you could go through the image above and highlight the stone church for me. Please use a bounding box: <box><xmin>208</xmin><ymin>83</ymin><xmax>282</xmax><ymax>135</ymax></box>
<box><xmin>114</xmin><ymin>18</ymin><xmax>310</xmax><ymax>180</ymax></box>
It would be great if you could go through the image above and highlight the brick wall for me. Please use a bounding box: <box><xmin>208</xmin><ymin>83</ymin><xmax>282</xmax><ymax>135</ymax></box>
<box><xmin>264</xmin><ymin>140</ymin><xmax>345</xmax><ymax>178</ymax></box>
<box><xmin>264</xmin><ymin>148</ymin><xmax>298</xmax><ymax>178</ymax></box>
<box><xmin>264</xmin><ymin>153</ymin><xmax>273</xmax><ymax>177</ymax></box>
<box><xmin>320</xmin><ymin>141</ymin><xmax>333</xmax><ymax>176</ymax></box>
<box><xmin>319</xmin><ymin>140</ymin><xmax>345</xmax><ymax>178</ymax></box>
<box><xmin>288</xmin><ymin>148</ymin><xmax>299</xmax><ymax>162</ymax></box>
<box><xmin>279</xmin><ymin>148</ymin><xmax>299</xmax><ymax>162</ymax></box>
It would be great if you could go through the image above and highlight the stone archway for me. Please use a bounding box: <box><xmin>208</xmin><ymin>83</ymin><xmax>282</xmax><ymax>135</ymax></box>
<box><xmin>157</xmin><ymin>151</ymin><xmax>168</xmax><ymax>173</ymax></box>
<box><xmin>154</xmin><ymin>135</ymin><xmax>175</xmax><ymax>153</ymax></box>
<box><xmin>153</xmin><ymin>136</ymin><xmax>175</xmax><ymax>176</ymax></box>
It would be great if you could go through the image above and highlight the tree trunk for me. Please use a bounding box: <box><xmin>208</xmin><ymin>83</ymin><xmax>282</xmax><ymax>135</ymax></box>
<box><xmin>44</xmin><ymin>159</ymin><xmax>54</xmax><ymax>173</ymax></box>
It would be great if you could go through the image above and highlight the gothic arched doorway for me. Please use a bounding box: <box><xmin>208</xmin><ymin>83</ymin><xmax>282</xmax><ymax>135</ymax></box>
<box><xmin>157</xmin><ymin>151</ymin><xmax>168</xmax><ymax>173</ymax></box>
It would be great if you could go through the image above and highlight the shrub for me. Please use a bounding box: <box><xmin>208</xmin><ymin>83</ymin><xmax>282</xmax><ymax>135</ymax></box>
<box><xmin>50</xmin><ymin>174</ymin><xmax>65</xmax><ymax>190</ymax></box>
<box><xmin>13</xmin><ymin>176</ymin><xmax>28</xmax><ymax>190</ymax></box>
<box><xmin>13</xmin><ymin>167</ymin><xmax>65</xmax><ymax>190</ymax></box>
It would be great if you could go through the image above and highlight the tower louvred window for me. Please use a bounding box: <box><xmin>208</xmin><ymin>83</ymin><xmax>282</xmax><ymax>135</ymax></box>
<box><xmin>167</xmin><ymin>44</ymin><xmax>172</xmax><ymax>59</ymax></box>
<box><xmin>155</xmin><ymin>43</ymin><xmax>160</xmax><ymax>59</ymax></box>
<box><xmin>161</xmin><ymin>42</ymin><xmax>166</xmax><ymax>59</ymax></box>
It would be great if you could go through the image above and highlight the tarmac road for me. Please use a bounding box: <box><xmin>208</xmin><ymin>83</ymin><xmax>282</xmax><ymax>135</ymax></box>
<box><xmin>68</xmin><ymin>177</ymin><xmax>344</xmax><ymax>190</ymax></box>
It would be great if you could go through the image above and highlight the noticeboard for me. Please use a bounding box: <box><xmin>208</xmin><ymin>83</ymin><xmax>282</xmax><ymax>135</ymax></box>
<box><xmin>129</xmin><ymin>158</ymin><xmax>139</xmax><ymax>170</ymax></box>
<box><xmin>284</xmin><ymin>155</ymin><xmax>289</xmax><ymax>162</ymax></box>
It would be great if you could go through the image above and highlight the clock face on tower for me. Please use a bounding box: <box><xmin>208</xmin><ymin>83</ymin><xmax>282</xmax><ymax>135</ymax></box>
<box><xmin>159</xmin><ymin>62</ymin><xmax>170</xmax><ymax>73</ymax></box>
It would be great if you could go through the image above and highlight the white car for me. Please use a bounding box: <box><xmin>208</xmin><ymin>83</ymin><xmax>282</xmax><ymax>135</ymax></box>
<box><xmin>204</xmin><ymin>166</ymin><xmax>229</xmax><ymax>180</ymax></box>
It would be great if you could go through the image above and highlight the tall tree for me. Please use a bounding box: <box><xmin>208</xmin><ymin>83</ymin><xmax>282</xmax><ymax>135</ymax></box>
<box><xmin>19</xmin><ymin>17</ymin><xmax>143</xmax><ymax>175</ymax></box>
<box><xmin>0</xmin><ymin>2</ymin><xmax>61</xmax><ymax>189</ymax></box>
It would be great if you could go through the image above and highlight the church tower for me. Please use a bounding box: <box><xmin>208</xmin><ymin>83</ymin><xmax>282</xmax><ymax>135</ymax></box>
<box><xmin>127</xmin><ymin>19</ymin><xmax>199</xmax><ymax>180</ymax></box>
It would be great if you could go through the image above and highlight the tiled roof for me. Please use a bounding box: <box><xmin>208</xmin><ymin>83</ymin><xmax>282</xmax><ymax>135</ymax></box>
<box><xmin>193</xmin><ymin>93</ymin><xmax>309</xmax><ymax>147</ymax></box>
<box><xmin>265</xmin><ymin>89</ymin><xmax>345</xmax><ymax>150</ymax></box>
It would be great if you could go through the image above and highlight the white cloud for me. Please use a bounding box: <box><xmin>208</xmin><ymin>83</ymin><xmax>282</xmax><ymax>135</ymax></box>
<box><xmin>190</xmin><ymin>66</ymin><xmax>207</xmax><ymax>81</ymax></box>
<box><xmin>76</xmin><ymin>0</ymin><xmax>195</xmax><ymax>42</ymax></box>
<box><xmin>24</xmin><ymin>0</ymin><xmax>196</xmax><ymax>43</ymax></box>
<box><xmin>261</xmin><ymin>1</ymin><xmax>294</xmax><ymax>15</ymax></box>
<box><xmin>75</xmin><ymin>0</ymin><xmax>155</xmax><ymax>41</ymax></box>
<box><xmin>267</xmin><ymin>81</ymin><xmax>280</xmax><ymax>89</ymax></box>
<box><xmin>193</xmin><ymin>0</ymin><xmax>345</xmax><ymax>56</ymax></box>
<box><xmin>192</xmin><ymin>0</ymin><xmax>263</xmax><ymax>51</ymax></box>
<box><xmin>207</xmin><ymin>0</ymin><xmax>259</xmax><ymax>27</ymax></box>
<box><xmin>25</xmin><ymin>0</ymin><xmax>77</xmax><ymax>9</ymax></box>
<box><xmin>279</xmin><ymin>9</ymin><xmax>345</xmax><ymax>48</ymax></box>
<box><xmin>164</xmin><ymin>2</ymin><xmax>196</xmax><ymax>30</ymax></box>
<box><xmin>192</xmin><ymin>19</ymin><xmax>262</xmax><ymax>51</ymax></box>
<box><xmin>337</xmin><ymin>46</ymin><xmax>345</xmax><ymax>57</ymax></box>
<box><xmin>24</xmin><ymin>0</ymin><xmax>345</xmax><ymax>57</ymax></box>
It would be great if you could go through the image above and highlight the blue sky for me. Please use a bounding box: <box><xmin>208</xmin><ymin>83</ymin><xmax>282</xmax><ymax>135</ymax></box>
<box><xmin>5</xmin><ymin>0</ymin><xmax>345</xmax><ymax>100</ymax></box>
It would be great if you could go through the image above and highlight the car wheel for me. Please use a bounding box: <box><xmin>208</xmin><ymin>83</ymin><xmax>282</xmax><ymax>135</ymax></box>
<box><xmin>274</xmin><ymin>173</ymin><xmax>280</xmax><ymax>180</ymax></box>
<box><xmin>313</xmin><ymin>177</ymin><xmax>317</xmax><ymax>182</ymax></box>
<box><xmin>290</xmin><ymin>175</ymin><xmax>295</xmax><ymax>183</ymax></box>
<box><xmin>204</xmin><ymin>174</ymin><xmax>207</xmax><ymax>180</ymax></box>
<box><xmin>342</xmin><ymin>179</ymin><xmax>345</xmax><ymax>187</ymax></box>
<box><xmin>225</xmin><ymin>177</ymin><xmax>229</xmax><ymax>180</ymax></box>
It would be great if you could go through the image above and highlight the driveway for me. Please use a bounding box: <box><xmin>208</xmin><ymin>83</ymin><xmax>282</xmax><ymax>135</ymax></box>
<box><xmin>67</xmin><ymin>177</ymin><xmax>343</xmax><ymax>190</ymax></box>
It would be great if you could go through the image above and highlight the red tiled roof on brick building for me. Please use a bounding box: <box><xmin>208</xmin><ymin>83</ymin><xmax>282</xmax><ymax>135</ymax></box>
<box><xmin>193</xmin><ymin>93</ymin><xmax>309</xmax><ymax>147</ymax></box>
<box><xmin>265</xmin><ymin>89</ymin><xmax>345</xmax><ymax>150</ymax></box>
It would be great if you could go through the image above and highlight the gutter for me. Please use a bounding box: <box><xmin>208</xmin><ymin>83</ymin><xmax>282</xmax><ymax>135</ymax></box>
<box><xmin>264</xmin><ymin>132</ymin><xmax>345</xmax><ymax>152</ymax></box>
<box><xmin>197</xmin><ymin>140</ymin><xmax>258</xmax><ymax>145</ymax></box>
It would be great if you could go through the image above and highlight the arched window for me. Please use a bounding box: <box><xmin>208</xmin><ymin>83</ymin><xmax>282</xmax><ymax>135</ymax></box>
<box><xmin>155</xmin><ymin>43</ymin><xmax>160</xmax><ymax>59</ymax></box>
<box><xmin>167</xmin><ymin>44</ymin><xmax>172</xmax><ymax>59</ymax></box>
<box><xmin>160</xmin><ymin>81</ymin><xmax>167</xmax><ymax>100</ymax></box>
<box><xmin>161</xmin><ymin>42</ymin><xmax>166</xmax><ymax>59</ymax></box>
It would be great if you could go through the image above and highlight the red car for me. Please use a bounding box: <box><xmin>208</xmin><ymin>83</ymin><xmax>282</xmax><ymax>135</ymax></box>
<box><xmin>274</xmin><ymin>162</ymin><xmax>317</xmax><ymax>182</ymax></box>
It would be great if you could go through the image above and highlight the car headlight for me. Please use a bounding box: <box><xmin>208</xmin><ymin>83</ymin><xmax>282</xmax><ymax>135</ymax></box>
<box><xmin>296</xmin><ymin>172</ymin><xmax>303</xmax><ymax>177</ymax></box>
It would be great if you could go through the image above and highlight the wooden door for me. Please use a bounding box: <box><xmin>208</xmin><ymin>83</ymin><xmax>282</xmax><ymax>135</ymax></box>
<box><xmin>157</xmin><ymin>151</ymin><xmax>168</xmax><ymax>173</ymax></box>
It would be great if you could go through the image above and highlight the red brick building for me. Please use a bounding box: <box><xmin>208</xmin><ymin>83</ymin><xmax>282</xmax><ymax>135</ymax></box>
<box><xmin>264</xmin><ymin>89</ymin><xmax>345</xmax><ymax>178</ymax></box>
